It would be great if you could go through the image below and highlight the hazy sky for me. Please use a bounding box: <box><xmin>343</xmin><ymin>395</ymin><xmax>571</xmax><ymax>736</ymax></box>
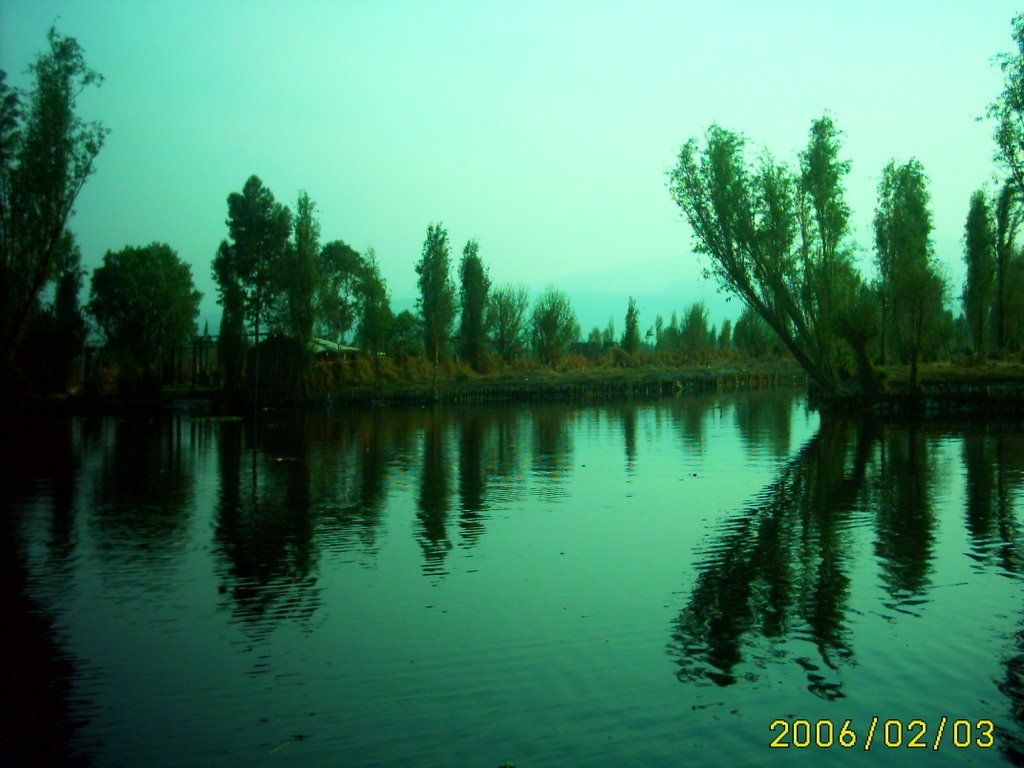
<box><xmin>2</xmin><ymin>1</ymin><xmax>1021</xmax><ymax>332</ymax></box>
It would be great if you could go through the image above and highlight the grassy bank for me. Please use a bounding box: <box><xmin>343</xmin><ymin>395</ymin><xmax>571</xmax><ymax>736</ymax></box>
<box><xmin>822</xmin><ymin>359</ymin><xmax>1024</xmax><ymax>416</ymax></box>
<box><xmin>312</xmin><ymin>358</ymin><xmax>808</xmax><ymax>405</ymax></box>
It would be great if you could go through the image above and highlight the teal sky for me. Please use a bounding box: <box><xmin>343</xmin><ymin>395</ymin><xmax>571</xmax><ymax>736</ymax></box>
<box><xmin>2</xmin><ymin>1</ymin><xmax>1020</xmax><ymax>333</ymax></box>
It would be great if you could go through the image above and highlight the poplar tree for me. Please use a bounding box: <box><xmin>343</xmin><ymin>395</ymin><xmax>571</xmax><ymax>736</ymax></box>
<box><xmin>874</xmin><ymin>159</ymin><xmax>945</xmax><ymax>389</ymax></box>
<box><xmin>415</xmin><ymin>223</ymin><xmax>456</xmax><ymax>388</ymax></box>
<box><xmin>621</xmin><ymin>297</ymin><xmax>641</xmax><ymax>354</ymax></box>
<box><xmin>458</xmin><ymin>239</ymin><xmax>490</xmax><ymax>369</ymax></box>
<box><xmin>962</xmin><ymin>190</ymin><xmax>995</xmax><ymax>352</ymax></box>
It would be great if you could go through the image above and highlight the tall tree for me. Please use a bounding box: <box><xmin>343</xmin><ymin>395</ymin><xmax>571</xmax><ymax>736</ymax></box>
<box><xmin>991</xmin><ymin>12</ymin><xmax>1024</xmax><ymax>196</ymax></box>
<box><xmin>797</xmin><ymin>116</ymin><xmax>860</xmax><ymax>381</ymax></box>
<box><xmin>733</xmin><ymin>305</ymin><xmax>778</xmax><ymax>356</ymax></box>
<box><xmin>17</xmin><ymin>230</ymin><xmax>86</xmax><ymax>391</ymax></box>
<box><xmin>531</xmin><ymin>287</ymin><xmax>579</xmax><ymax>367</ymax></box>
<box><xmin>213</xmin><ymin>175</ymin><xmax>292</xmax><ymax>401</ymax></box>
<box><xmin>0</xmin><ymin>28</ymin><xmax>108</xmax><ymax>382</ymax></box>
<box><xmin>216</xmin><ymin>176</ymin><xmax>292</xmax><ymax>345</ymax></box>
<box><xmin>874</xmin><ymin>159</ymin><xmax>945</xmax><ymax>389</ymax></box>
<box><xmin>214</xmin><ymin>243</ymin><xmax>247</xmax><ymax>398</ymax></box>
<box><xmin>283</xmin><ymin>190</ymin><xmax>319</xmax><ymax>348</ymax></box>
<box><xmin>658</xmin><ymin>312</ymin><xmax>681</xmax><ymax>352</ymax></box>
<box><xmin>621</xmin><ymin>296</ymin><xmax>641</xmax><ymax>355</ymax></box>
<box><xmin>680</xmin><ymin>301</ymin><xmax>710</xmax><ymax>350</ymax></box>
<box><xmin>316</xmin><ymin>239</ymin><xmax>362</xmax><ymax>344</ymax></box>
<box><xmin>668</xmin><ymin>116</ymin><xmax>868</xmax><ymax>395</ymax></box>
<box><xmin>993</xmin><ymin>180</ymin><xmax>1023</xmax><ymax>349</ymax></box>
<box><xmin>962</xmin><ymin>190</ymin><xmax>995</xmax><ymax>352</ymax></box>
<box><xmin>356</xmin><ymin>247</ymin><xmax>392</xmax><ymax>386</ymax></box>
<box><xmin>415</xmin><ymin>223</ymin><xmax>456</xmax><ymax>387</ymax></box>
<box><xmin>88</xmin><ymin>243</ymin><xmax>201</xmax><ymax>393</ymax></box>
<box><xmin>389</xmin><ymin>309</ymin><xmax>423</xmax><ymax>360</ymax></box>
<box><xmin>719</xmin><ymin>318</ymin><xmax>732</xmax><ymax>349</ymax></box>
<box><xmin>458</xmin><ymin>239</ymin><xmax>490</xmax><ymax>369</ymax></box>
<box><xmin>487</xmin><ymin>283</ymin><xmax>529</xmax><ymax>361</ymax></box>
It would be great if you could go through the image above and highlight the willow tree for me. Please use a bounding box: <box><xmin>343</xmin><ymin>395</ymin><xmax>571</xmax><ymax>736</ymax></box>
<box><xmin>531</xmin><ymin>287</ymin><xmax>578</xmax><ymax>367</ymax></box>
<box><xmin>991</xmin><ymin>13</ymin><xmax>1024</xmax><ymax>196</ymax></box>
<box><xmin>993</xmin><ymin>180</ymin><xmax>1023</xmax><ymax>349</ymax></box>
<box><xmin>487</xmin><ymin>283</ymin><xmax>529</xmax><ymax>360</ymax></box>
<box><xmin>668</xmin><ymin>116</ymin><xmax>871</xmax><ymax>395</ymax></box>
<box><xmin>0</xmin><ymin>29</ymin><xmax>108</xmax><ymax>382</ymax></box>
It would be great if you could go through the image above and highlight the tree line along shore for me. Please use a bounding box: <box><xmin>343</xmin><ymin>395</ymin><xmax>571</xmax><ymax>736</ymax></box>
<box><xmin>8</xmin><ymin>18</ymin><xmax>1024</xmax><ymax>413</ymax></box>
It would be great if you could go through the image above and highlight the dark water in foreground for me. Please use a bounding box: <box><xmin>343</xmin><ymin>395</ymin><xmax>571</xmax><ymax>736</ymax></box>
<box><xmin>2</xmin><ymin>389</ymin><xmax>1024</xmax><ymax>767</ymax></box>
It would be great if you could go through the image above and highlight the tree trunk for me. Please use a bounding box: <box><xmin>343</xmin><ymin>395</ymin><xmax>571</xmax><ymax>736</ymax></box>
<box><xmin>879</xmin><ymin>298</ymin><xmax>888</xmax><ymax>366</ymax></box>
<box><xmin>997</xmin><ymin>245</ymin><xmax>1007</xmax><ymax>350</ymax></box>
<box><xmin>0</xmin><ymin>229</ymin><xmax>63</xmax><ymax>384</ymax></box>
<box><xmin>432</xmin><ymin>339</ymin><xmax>439</xmax><ymax>402</ymax></box>
<box><xmin>253</xmin><ymin>319</ymin><xmax>261</xmax><ymax>408</ymax></box>
<box><xmin>853</xmin><ymin>341</ymin><xmax>880</xmax><ymax>397</ymax></box>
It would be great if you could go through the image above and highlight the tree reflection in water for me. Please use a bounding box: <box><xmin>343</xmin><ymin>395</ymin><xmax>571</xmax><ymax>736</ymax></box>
<box><xmin>416</xmin><ymin>411</ymin><xmax>453</xmax><ymax>574</ymax></box>
<box><xmin>213</xmin><ymin>418</ymin><xmax>321</xmax><ymax>639</ymax></box>
<box><xmin>671</xmin><ymin>415</ymin><xmax>1024</xmax><ymax>764</ymax></box>
<box><xmin>92</xmin><ymin>418</ymin><xmax>196</xmax><ymax>583</ymax></box>
<box><xmin>531</xmin><ymin>405</ymin><xmax>573</xmax><ymax>500</ymax></box>
<box><xmin>457</xmin><ymin>409</ymin><xmax>490</xmax><ymax>547</ymax></box>
<box><xmin>873</xmin><ymin>425</ymin><xmax>936</xmax><ymax>608</ymax></box>
<box><xmin>671</xmin><ymin>419</ymin><xmax>876</xmax><ymax>700</ymax></box>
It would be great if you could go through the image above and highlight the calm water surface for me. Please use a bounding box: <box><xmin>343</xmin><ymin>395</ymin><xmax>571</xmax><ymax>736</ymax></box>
<box><xmin>3</xmin><ymin>389</ymin><xmax>1024</xmax><ymax>767</ymax></box>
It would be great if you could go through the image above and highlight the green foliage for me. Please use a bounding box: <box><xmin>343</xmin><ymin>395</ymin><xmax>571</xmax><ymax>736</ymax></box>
<box><xmin>88</xmin><ymin>243</ymin><xmax>201</xmax><ymax>392</ymax></box>
<box><xmin>0</xmin><ymin>27</ymin><xmax>108</xmax><ymax>381</ymax></box>
<box><xmin>719</xmin><ymin>318</ymin><xmax>732</xmax><ymax>349</ymax></box>
<box><xmin>586</xmin><ymin>326</ymin><xmax>604</xmax><ymax>358</ymax></box>
<box><xmin>732</xmin><ymin>305</ymin><xmax>779</xmax><ymax>356</ymax></box>
<box><xmin>415</xmin><ymin>223</ymin><xmax>456</xmax><ymax>363</ymax></box>
<box><xmin>992</xmin><ymin>180</ymin><xmax>1024</xmax><ymax>349</ymax></box>
<box><xmin>657</xmin><ymin>312</ymin><xmax>681</xmax><ymax>351</ymax></box>
<box><xmin>316</xmin><ymin>239</ymin><xmax>362</xmax><ymax>344</ymax></box>
<box><xmin>487</xmin><ymin>283</ymin><xmax>529</xmax><ymax>360</ymax></box>
<box><xmin>217</xmin><ymin>279</ymin><xmax>248</xmax><ymax>397</ymax></box>
<box><xmin>458</xmin><ymin>239</ymin><xmax>490</xmax><ymax>369</ymax></box>
<box><xmin>962</xmin><ymin>190</ymin><xmax>995</xmax><ymax>352</ymax></box>
<box><xmin>874</xmin><ymin>159</ymin><xmax>946</xmax><ymax>387</ymax></box>
<box><xmin>1000</xmin><ymin>250</ymin><xmax>1024</xmax><ymax>350</ymax></box>
<box><xmin>356</xmin><ymin>247</ymin><xmax>392</xmax><ymax>355</ymax></box>
<box><xmin>680</xmin><ymin>301</ymin><xmax>710</xmax><ymax>350</ymax></box>
<box><xmin>16</xmin><ymin>231</ymin><xmax>86</xmax><ymax>391</ymax></box>
<box><xmin>603</xmin><ymin>317</ymin><xmax>615</xmax><ymax>346</ymax></box>
<box><xmin>214</xmin><ymin>175</ymin><xmax>292</xmax><ymax>344</ymax></box>
<box><xmin>531</xmin><ymin>286</ymin><xmax>579</xmax><ymax>367</ymax></box>
<box><xmin>389</xmin><ymin>309</ymin><xmax>423</xmax><ymax>359</ymax></box>
<box><xmin>991</xmin><ymin>13</ymin><xmax>1024</xmax><ymax>195</ymax></box>
<box><xmin>668</xmin><ymin>116</ymin><xmax>866</xmax><ymax>393</ymax></box>
<box><xmin>282</xmin><ymin>190</ymin><xmax>319</xmax><ymax>346</ymax></box>
<box><xmin>621</xmin><ymin>296</ymin><xmax>641</xmax><ymax>354</ymax></box>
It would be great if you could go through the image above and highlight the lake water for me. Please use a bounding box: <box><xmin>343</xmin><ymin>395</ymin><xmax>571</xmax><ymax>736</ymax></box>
<box><xmin>3</xmin><ymin>389</ymin><xmax>1024</xmax><ymax>767</ymax></box>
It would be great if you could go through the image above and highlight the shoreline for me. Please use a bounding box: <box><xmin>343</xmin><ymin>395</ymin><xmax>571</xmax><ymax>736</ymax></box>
<box><xmin>12</xmin><ymin>358</ymin><xmax>1024</xmax><ymax>418</ymax></box>
<box><xmin>2</xmin><ymin>360</ymin><xmax>807</xmax><ymax>414</ymax></box>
